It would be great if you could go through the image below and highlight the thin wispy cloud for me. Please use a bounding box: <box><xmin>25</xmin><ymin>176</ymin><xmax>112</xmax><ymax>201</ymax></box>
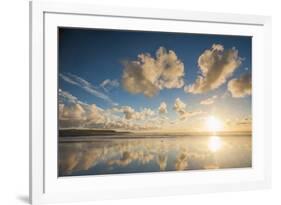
<box><xmin>200</xmin><ymin>95</ymin><xmax>217</xmax><ymax>105</ymax></box>
<box><xmin>100</xmin><ymin>79</ymin><xmax>119</xmax><ymax>92</ymax></box>
<box><xmin>59</xmin><ymin>73</ymin><xmax>117</xmax><ymax>106</ymax></box>
<box><xmin>58</xmin><ymin>89</ymin><xmax>87</xmax><ymax>106</ymax></box>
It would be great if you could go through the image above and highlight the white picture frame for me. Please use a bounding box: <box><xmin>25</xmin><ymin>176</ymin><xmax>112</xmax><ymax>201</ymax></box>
<box><xmin>30</xmin><ymin>1</ymin><xmax>272</xmax><ymax>204</ymax></box>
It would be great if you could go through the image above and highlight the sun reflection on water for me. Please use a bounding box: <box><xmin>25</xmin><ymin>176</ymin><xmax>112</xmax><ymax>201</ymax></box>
<box><xmin>59</xmin><ymin>134</ymin><xmax>251</xmax><ymax>176</ymax></box>
<box><xmin>208</xmin><ymin>136</ymin><xmax>222</xmax><ymax>152</ymax></box>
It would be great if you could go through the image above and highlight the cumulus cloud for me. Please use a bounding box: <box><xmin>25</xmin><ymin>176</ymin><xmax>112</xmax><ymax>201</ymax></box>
<box><xmin>60</xmin><ymin>73</ymin><xmax>117</xmax><ymax>105</ymax></box>
<box><xmin>227</xmin><ymin>73</ymin><xmax>251</xmax><ymax>98</ymax></box>
<box><xmin>200</xmin><ymin>95</ymin><xmax>217</xmax><ymax>105</ymax></box>
<box><xmin>122</xmin><ymin>106</ymin><xmax>136</xmax><ymax>120</ymax></box>
<box><xmin>59</xmin><ymin>88</ymin><xmax>113</xmax><ymax>128</ymax></box>
<box><xmin>59</xmin><ymin>89</ymin><xmax>159</xmax><ymax>130</ymax></box>
<box><xmin>185</xmin><ymin>44</ymin><xmax>242</xmax><ymax>94</ymax></box>
<box><xmin>173</xmin><ymin>98</ymin><xmax>202</xmax><ymax>120</ymax></box>
<box><xmin>113</xmin><ymin>106</ymin><xmax>155</xmax><ymax>121</ymax></box>
<box><xmin>59</xmin><ymin>103</ymin><xmax>111</xmax><ymax>129</ymax></box>
<box><xmin>173</xmin><ymin>98</ymin><xmax>187</xmax><ymax>116</ymax></box>
<box><xmin>59</xmin><ymin>103</ymin><xmax>85</xmax><ymax>120</ymax></box>
<box><xmin>100</xmin><ymin>79</ymin><xmax>119</xmax><ymax>92</ymax></box>
<box><xmin>59</xmin><ymin>101</ymin><xmax>107</xmax><ymax>129</ymax></box>
<box><xmin>84</xmin><ymin>104</ymin><xmax>107</xmax><ymax>125</ymax></box>
<box><xmin>122</xmin><ymin>47</ymin><xmax>185</xmax><ymax>97</ymax></box>
<box><xmin>158</xmin><ymin>102</ymin><xmax>168</xmax><ymax>114</ymax></box>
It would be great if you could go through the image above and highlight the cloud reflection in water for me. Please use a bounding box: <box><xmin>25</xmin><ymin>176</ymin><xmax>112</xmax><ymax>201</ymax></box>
<box><xmin>59</xmin><ymin>135</ymin><xmax>252</xmax><ymax>176</ymax></box>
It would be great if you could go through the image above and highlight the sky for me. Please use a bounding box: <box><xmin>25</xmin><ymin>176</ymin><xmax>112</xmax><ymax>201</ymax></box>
<box><xmin>58</xmin><ymin>28</ymin><xmax>252</xmax><ymax>132</ymax></box>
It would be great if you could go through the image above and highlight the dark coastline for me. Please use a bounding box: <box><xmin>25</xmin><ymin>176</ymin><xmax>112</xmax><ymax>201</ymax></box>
<box><xmin>59</xmin><ymin>129</ymin><xmax>131</xmax><ymax>137</ymax></box>
<box><xmin>59</xmin><ymin>129</ymin><xmax>251</xmax><ymax>138</ymax></box>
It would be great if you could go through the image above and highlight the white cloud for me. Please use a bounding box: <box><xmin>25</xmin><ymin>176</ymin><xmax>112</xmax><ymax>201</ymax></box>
<box><xmin>158</xmin><ymin>102</ymin><xmax>168</xmax><ymax>114</ymax></box>
<box><xmin>200</xmin><ymin>95</ymin><xmax>217</xmax><ymax>105</ymax></box>
<box><xmin>113</xmin><ymin>106</ymin><xmax>155</xmax><ymax>121</ymax></box>
<box><xmin>173</xmin><ymin>98</ymin><xmax>187</xmax><ymax>116</ymax></box>
<box><xmin>59</xmin><ymin>89</ymin><xmax>78</xmax><ymax>104</ymax></box>
<box><xmin>59</xmin><ymin>90</ymin><xmax>159</xmax><ymax>130</ymax></box>
<box><xmin>173</xmin><ymin>98</ymin><xmax>202</xmax><ymax>120</ymax></box>
<box><xmin>59</xmin><ymin>103</ymin><xmax>85</xmax><ymax>120</ymax></box>
<box><xmin>59</xmin><ymin>102</ymin><xmax>87</xmax><ymax>128</ymax></box>
<box><xmin>109</xmin><ymin>106</ymin><xmax>157</xmax><ymax>130</ymax></box>
<box><xmin>58</xmin><ymin>89</ymin><xmax>89</xmax><ymax>107</ymax></box>
<box><xmin>227</xmin><ymin>73</ymin><xmax>251</xmax><ymax>98</ymax></box>
<box><xmin>100</xmin><ymin>79</ymin><xmax>119</xmax><ymax>92</ymax></box>
<box><xmin>59</xmin><ymin>101</ymin><xmax>106</xmax><ymax>128</ymax></box>
<box><xmin>84</xmin><ymin>104</ymin><xmax>106</xmax><ymax>124</ymax></box>
<box><xmin>122</xmin><ymin>47</ymin><xmax>185</xmax><ymax>97</ymax></box>
<box><xmin>59</xmin><ymin>73</ymin><xmax>80</xmax><ymax>86</ymax></box>
<box><xmin>122</xmin><ymin>106</ymin><xmax>138</xmax><ymax>120</ymax></box>
<box><xmin>60</xmin><ymin>73</ymin><xmax>117</xmax><ymax>105</ymax></box>
<box><xmin>59</xmin><ymin>89</ymin><xmax>110</xmax><ymax>128</ymax></box>
<box><xmin>185</xmin><ymin>44</ymin><xmax>242</xmax><ymax>94</ymax></box>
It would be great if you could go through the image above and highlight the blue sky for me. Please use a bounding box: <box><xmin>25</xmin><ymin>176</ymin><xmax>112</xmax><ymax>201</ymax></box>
<box><xmin>58</xmin><ymin>28</ymin><xmax>252</xmax><ymax>132</ymax></box>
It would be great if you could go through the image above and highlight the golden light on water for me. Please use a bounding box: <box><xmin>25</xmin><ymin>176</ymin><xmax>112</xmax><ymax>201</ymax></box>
<box><xmin>208</xmin><ymin>136</ymin><xmax>222</xmax><ymax>152</ymax></box>
<box><xmin>206</xmin><ymin>116</ymin><xmax>222</xmax><ymax>132</ymax></box>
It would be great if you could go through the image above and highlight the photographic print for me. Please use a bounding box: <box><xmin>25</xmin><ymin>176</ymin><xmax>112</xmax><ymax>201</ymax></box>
<box><xmin>58</xmin><ymin>28</ymin><xmax>252</xmax><ymax>177</ymax></box>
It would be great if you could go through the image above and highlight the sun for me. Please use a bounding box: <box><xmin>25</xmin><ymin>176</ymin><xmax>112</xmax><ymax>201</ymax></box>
<box><xmin>206</xmin><ymin>116</ymin><xmax>222</xmax><ymax>132</ymax></box>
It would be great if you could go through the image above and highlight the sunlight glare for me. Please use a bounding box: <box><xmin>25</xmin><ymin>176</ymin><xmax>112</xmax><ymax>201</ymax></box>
<box><xmin>206</xmin><ymin>116</ymin><xmax>222</xmax><ymax>132</ymax></box>
<box><xmin>208</xmin><ymin>136</ymin><xmax>222</xmax><ymax>152</ymax></box>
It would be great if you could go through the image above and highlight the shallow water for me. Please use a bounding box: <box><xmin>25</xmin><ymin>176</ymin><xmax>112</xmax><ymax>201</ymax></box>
<box><xmin>58</xmin><ymin>134</ymin><xmax>252</xmax><ymax>176</ymax></box>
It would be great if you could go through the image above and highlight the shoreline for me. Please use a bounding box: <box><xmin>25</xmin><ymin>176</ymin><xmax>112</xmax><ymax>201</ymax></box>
<box><xmin>59</xmin><ymin>133</ymin><xmax>252</xmax><ymax>143</ymax></box>
<box><xmin>59</xmin><ymin>129</ymin><xmax>252</xmax><ymax>137</ymax></box>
